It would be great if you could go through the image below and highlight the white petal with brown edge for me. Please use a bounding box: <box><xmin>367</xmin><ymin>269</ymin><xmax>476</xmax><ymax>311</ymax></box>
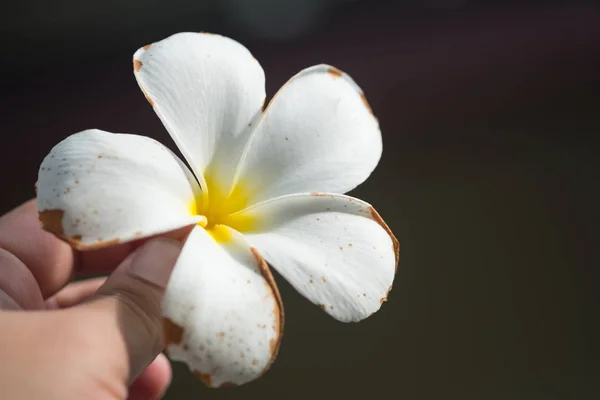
<box><xmin>234</xmin><ymin>193</ymin><xmax>398</xmax><ymax>322</ymax></box>
<box><xmin>232</xmin><ymin>65</ymin><xmax>381</xmax><ymax>205</ymax></box>
<box><xmin>36</xmin><ymin>129</ymin><xmax>203</xmax><ymax>249</ymax></box>
<box><xmin>35</xmin><ymin>30</ymin><xmax>398</xmax><ymax>389</ymax></box>
<box><xmin>162</xmin><ymin>225</ymin><xmax>283</xmax><ymax>388</ymax></box>
<box><xmin>133</xmin><ymin>32</ymin><xmax>266</xmax><ymax>189</ymax></box>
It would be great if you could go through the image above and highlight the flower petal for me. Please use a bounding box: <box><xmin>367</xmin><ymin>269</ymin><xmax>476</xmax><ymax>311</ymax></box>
<box><xmin>233</xmin><ymin>65</ymin><xmax>381</xmax><ymax>204</ymax></box>
<box><xmin>133</xmin><ymin>32</ymin><xmax>266</xmax><ymax>189</ymax></box>
<box><xmin>234</xmin><ymin>193</ymin><xmax>397</xmax><ymax>322</ymax></box>
<box><xmin>162</xmin><ymin>225</ymin><xmax>283</xmax><ymax>388</ymax></box>
<box><xmin>36</xmin><ymin>129</ymin><xmax>203</xmax><ymax>249</ymax></box>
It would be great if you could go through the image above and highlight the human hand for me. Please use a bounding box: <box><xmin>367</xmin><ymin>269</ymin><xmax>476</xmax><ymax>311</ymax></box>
<box><xmin>0</xmin><ymin>200</ymin><xmax>185</xmax><ymax>400</ymax></box>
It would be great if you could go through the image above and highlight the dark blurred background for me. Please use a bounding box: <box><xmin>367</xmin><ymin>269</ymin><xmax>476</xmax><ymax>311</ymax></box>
<box><xmin>1</xmin><ymin>0</ymin><xmax>599</xmax><ymax>398</ymax></box>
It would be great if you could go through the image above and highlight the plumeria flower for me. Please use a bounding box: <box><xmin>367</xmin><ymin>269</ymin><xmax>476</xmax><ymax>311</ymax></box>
<box><xmin>36</xmin><ymin>32</ymin><xmax>399</xmax><ymax>388</ymax></box>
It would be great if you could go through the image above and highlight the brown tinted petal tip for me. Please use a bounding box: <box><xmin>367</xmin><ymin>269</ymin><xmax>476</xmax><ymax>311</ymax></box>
<box><xmin>380</xmin><ymin>284</ymin><xmax>393</xmax><ymax>305</ymax></box>
<box><xmin>327</xmin><ymin>66</ymin><xmax>343</xmax><ymax>79</ymax></box>
<box><xmin>143</xmin><ymin>44</ymin><xmax>152</xmax><ymax>50</ymax></box>
<box><xmin>133</xmin><ymin>59</ymin><xmax>142</xmax><ymax>72</ymax></box>
<box><xmin>194</xmin><ymin>371</ymin><xmax>213</xmax><ymax>387</ymax></box>
<box><xmin>360</xmin><ymin>92</ymin><xmax>373</xmax><ymax>115</ymax></box>
<box><xmin>71</xmin><ymin>238</ymin><xmax>120</xmax><ymax>251</ymax></box>
<box><xmin>39</xmin><ymin>209</ymin><xmax>65</xmax><ymax>236</ymax></box>
<box><xmin>368</xmin><ymin>207</ymin><xmax>399</xmax><ymax>269</ymax></box>
<box><xmin>66</xmin><ymin>234</ymin><xmax>83</xmax><ymax>247</ymax></box>
<box><xmin>249</xmin><ymin>247</ymin><xmax>284</xmax><ymax>373</ymax></box>
<box><xmin>141</xmin><ymin>87</ymin><xmax>155</xmax><ymax>107</ymax></box>
<box><xmin>163</xmin><ymin>318</ymin><xmax>184</xmax><ymax>346</ymax></box>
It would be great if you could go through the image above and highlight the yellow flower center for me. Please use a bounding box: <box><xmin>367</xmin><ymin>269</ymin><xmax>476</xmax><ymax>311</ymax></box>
<box><xmin>189</xmin><ymin>173</ymin><xmax>257</xmax><ymax>241</ymax></box>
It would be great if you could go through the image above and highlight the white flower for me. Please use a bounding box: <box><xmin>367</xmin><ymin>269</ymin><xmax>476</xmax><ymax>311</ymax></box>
<box><xmin>36</xmin><ymin>32</ymin><xmax>398</xmax><ymax>387</ymax></box>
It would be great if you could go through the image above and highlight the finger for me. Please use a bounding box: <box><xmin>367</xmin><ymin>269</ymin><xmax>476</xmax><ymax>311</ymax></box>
<box><xmin>0</xmin><ymin>200</ymin><xmax>75</xmax><ymax>298</ymax></box>
<box><xmin>0</xmin><ymin>199</ymin><xmax>192</xmax><ymax>298</ymax></box>
<box><xmin>78</xmin><ymin>225</ymin><xmax>193</xmax><ymax>276</ymax></box>
<box><xmin>74</xmin><ymin>237</ymin><xmax>182</xmax><ymax>384</ymax></box>
<box><xmin>128</xmin><ymin>353</ymin><xmax>172</xmax><ymax>400</ymax></box>
<box><xmin>0</xmin><ymin>290</ymin><xmax>22</xmax><ymax>310</ymax></box>
<box><xmin>0</xmin><ymin>248</ymin><xmax>45</xmax><ymax>310</ymax></box>
<box><xmin>45</xmin><ymin>277</ymin><xmax>107</xmax><ymax>309</ymax></box>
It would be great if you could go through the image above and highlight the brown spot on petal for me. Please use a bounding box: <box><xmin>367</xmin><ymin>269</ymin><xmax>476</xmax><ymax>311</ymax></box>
<box><xmin>327</xmin><ymin>66</ymin><xmax>343</xmax><ymax>78</ymax></box>
<box><xmin>39</xmin><ymin>209</ymin><xmax>65</xmax><ymax>236</ymax></box>
<box><xmin>133</xmin><ymin>59</ymin><xmax>143</xmax><ymax>72</ymax></box>
<box><xmin>164</xmin><ymin>318</ymin><xmax>184</xmax><ymax>346</ymax></box>
<box><xmin>217</xmin><ymin>331</ymin><xmax>226</xmax><ymax>340</ymax></box>
<box><xmin>360</xmin><ymin>92</ymin><xmax>374</xmax><ymax>115</ymax></box>
<box><xmin>194</xmin><ymin>371</ymin><xmax>213</xmax><ymax>387</ymax></box>
<box><xmin>321</xmin><ymin>276</ymin><xmax>327</xmax><ymax>283</ymax></box>
<box><xmin>143</xmin><ymin>43</ymin><xmax>152</xmax><ymax>50</ymax></box>
<box><xmin>318</xmin><ymin>304</ymin><xmax>326</xmax><ymax>311</ymax></box>
<box><xmin>368</xmin><ymin>206</ymin><xmax>399</xmax><ymax>270</ymax></box>
<box><xmin>134</xmin><ymin>231</ymin><xmax>143</xmax><ymax>237</ymax></box>
<box><xmin>252</xmin><ymin>359</ymin><xmax>259</xmax><ymax>366</ymax></box>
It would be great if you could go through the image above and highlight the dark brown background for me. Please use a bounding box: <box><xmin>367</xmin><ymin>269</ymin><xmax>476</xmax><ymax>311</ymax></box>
<box><xmin>1</xmin><ymin>1</ymin><xmax>599</xmax><ymax>399</ymax></box>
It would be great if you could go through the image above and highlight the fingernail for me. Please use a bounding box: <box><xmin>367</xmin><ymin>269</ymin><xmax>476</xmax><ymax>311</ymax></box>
<box><xmin>128</xmin><ymin>238</ymin><xmax>183</xmax><ymax>288</ymax></box>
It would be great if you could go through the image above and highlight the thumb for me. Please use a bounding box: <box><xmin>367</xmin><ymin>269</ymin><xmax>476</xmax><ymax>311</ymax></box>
<box><xmin>78</xmin><ymin>237</ymin><xmax>182</xmax><ymax>384</ymax></box>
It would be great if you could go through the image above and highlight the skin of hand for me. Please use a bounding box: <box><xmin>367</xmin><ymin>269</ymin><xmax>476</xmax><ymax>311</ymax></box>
<box><xmin>0</xmin><ymin>200</ymin><xmax>189</xmax><ymax>400</ymax></box>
